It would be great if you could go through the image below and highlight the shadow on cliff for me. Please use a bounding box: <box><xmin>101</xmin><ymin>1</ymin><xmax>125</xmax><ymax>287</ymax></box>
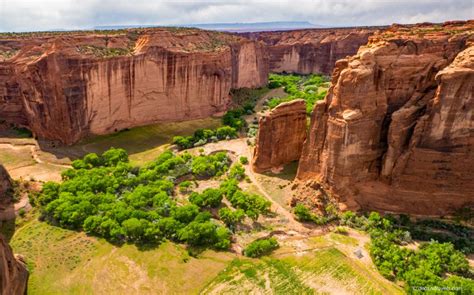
<box><xmin>32</xmin><ymin>118</ymin><xmax>223</xmax><ymax>162</ymax></box>
<box><xmin>260</xmin><ymin>161</ymin><xmax>299</xmax><ymax>181</ymax></box>
<box><xmin>0</xmin><ymin>217</ymin><xmax>16</xmax><ymax>242</ymax></box>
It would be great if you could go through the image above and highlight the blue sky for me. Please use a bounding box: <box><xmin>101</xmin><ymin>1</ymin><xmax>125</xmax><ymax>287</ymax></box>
<box><xmin>0</xmin><ymin>0</ymin><xmax>472</xmax><ymax>32</ymax></box>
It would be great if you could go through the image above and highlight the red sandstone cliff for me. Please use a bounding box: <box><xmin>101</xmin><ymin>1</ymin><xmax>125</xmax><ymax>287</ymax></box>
<box><xmin>0</xmin><ymin>29</ymin><xmax>268</xmax><ymax>144</ymax></box>
<box><xmin>252</xmin><ymin>99</ymin><xmax>307</xmax><ymax>172</ymax></box>
<box><xmin>0</xmin><ymin>165</ymin><xmax>28</xmax><ymax>295</ymax></box>
<box><xmin>0</xmin><ymin>234</ymin><xmax>28</xmax><ymax>295</ymax></box>
<box><xmin>242</xmin><ymin>27</ymin><xmax>381</xmax><ymax>75</ymax></box>
<box><xmin>295</xmin><ymin>21</ymin><xmax>474</xmax><ymax>215</ymax></box>
<box><xmin>0</xmin><ymin>165</ymin><xmax>12</xmax><ymax>200</ymax></box>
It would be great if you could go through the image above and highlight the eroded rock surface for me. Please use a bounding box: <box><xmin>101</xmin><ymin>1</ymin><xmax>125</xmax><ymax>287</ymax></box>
<box><xmin>0</xmin><ymin>165</ymin><xmax>13</xmax><ymax>207</ymax></box>
<box><xmin>243</xmin><ymin>27</ymin><xmax>381</xmax><ymax>75</ymax></box>
<box><xmin>296</xmin><ymin>21</ymin><xmax>474</xmax><ymax>215</ymax></box>
<box><xmin>252</xmin><ymin>99</ymin><xmax>307</xmax><ymax>172</ymax></box>
<box><xmin>0</xmin><ymin>28</ymin><xmax>268</xmax><ymax>144</ymax></box>
<box><xmin>0</xmin><ymin>234</ymin><xmax>28</xmax><ymax>295</ymax></box>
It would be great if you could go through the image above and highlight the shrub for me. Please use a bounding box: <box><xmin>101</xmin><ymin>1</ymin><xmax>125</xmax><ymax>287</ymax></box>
<box><xmin>191</xmin><ymin>152</ymin><xmax>230</xmax><ymax>178</ymax></box>
<box><xmin>216</xmin><ymin>126</ymin><xmax>237</xmax><ymax>140</ymax></box>
<box><xmin>189</xmin><ymin>188</ymin><xmax>223</xmax><ymax>208</ymax></box>
<box><xmin>229</xmin><ymin>163</ymin><xmax>246</xmax><ymax>180</ymax></box>
<box><xmin>18</xmin><ymin>208</ymin><xmax>26</xmax><ymax>217</ymax></box>
<box><xmin>244</xmin><ymin>237</ymin><xmax>279</xmax><ymax>258</ymax></box>
<box><xmin>178</xmin><ymin>181</ymin><xmax>193</xmax><ymax>193</ymax></box>
<box><xmin>239</xmin><ymin>156</ymin><xmax>248</xmax><ymax>165</ymax></box>
<box><xmin>102</xmin><ymin>147</ymin><xmax>129</xmax><ymax>166</ymax></box>
<box><xmin>294</xmin><ymin>204</ymin><xmax>314</xmax><ymax>222</ymax></box>
<box><xmin>334</xmin><ymin>226</ymin><xmax>348</xmax><ymax>234</ymax></box>
<box><xmin>218</xmin><ymin>208</ymin><xmax>245</xmax><ymax>227</ymax></box>
<box><xmin>226</xmin><ymin>191</ymin><xmax>271</xmax><ymax>220</ymax></box>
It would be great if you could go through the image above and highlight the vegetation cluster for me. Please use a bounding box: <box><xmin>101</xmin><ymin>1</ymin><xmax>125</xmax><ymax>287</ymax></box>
<box><xmin>35</xmin><ymin>148</ymin><xmax>271</xmax><ymax>250</ymax></box>
<box><xmin>172</xmin><ymin>88</ymin><xmax>264</xmax><ymax>150</ymax></box>
<box><xmin>243</xmin><ymin>237</ymin><xmax>279</xmax><ymax>258</ymax></box>
<box><xmin>267</xmin><ymin>74</ymin><xmax>329</xmax><ymax>114</ymax></box>
<box><xmin>293</xmin><ymin>202</ymin><xmax>474</xmax><ymax>293</ymax></box>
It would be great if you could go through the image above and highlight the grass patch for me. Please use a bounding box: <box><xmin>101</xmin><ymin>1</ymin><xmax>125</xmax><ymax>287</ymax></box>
<box><xmin>329</xmin><ymin>232</ymin><xmax>359</xmax><ymax>246</ymax></box>
<box><xmin>203</xmin><ymin>247</ymin><xmax>403</xmax><ymax>294</ymax></box>
<box><xmin>10</xmin><ymin>216</ymin><xmax>234</xmax><ymax>294</ymax></box>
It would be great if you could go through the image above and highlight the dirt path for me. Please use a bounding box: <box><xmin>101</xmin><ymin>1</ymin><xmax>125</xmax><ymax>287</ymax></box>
<box><xmin>0</xmin><ymin>143</ymin><xmax>70</xmax><ymax>169</ymax></box>
<box><xmin>200</xmin><ymin>138</ymin><xmax>311</xmax><ymax>233</ymax></box>
<box><xmin>243</xmin><ymin>87</ymin><xmax>287</xmax><ymax>125</ymax></box>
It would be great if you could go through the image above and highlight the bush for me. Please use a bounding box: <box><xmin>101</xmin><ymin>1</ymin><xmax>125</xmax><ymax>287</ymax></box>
<box><xmin>334</xmin><ymin>226</ymin><xmax>348</xmax><ymax>234</ymax></box>
<box><xmin>222</xmin><ymin>109</ymin><xmax>245</xmax><ymax>130</ymax></box>
<box><xmin>239</xmin><ymin>156</ymin><xmax>248</xmax><ymax>165</ymax></box>
<box><xmin>18</xmin><ymin>208</ymin><xmax>26</xmax><ymax>217</ymax></box>
<box><xmin>216</xmin><ymin>126</ymin><xmax>237</xmax><ymax>140</ymax></box>
<box><xmin>102</xmin><ymin>148</ymin><xmax>128</xmax><ymax>166</ymax></box>
<box><xmin>189</xmin><ymin>188</ymin><xmax>223</xmax><ymax>208</ymax></box>
<box><xmin>244</xmin><ymin>237</ymin><xmax>279</xmax><ymax>258</ymax></box>
<box><xmin>226</xmin><ymin>191</ymin><xmax>271</xmax><ymax>220</ymax></box>
<box><xmin>229</xmin><ymin>163</ymin><xmax>245</xmax><ymax>180</ymax></box>
<box><xmin>191</xmin><ymin>152</ymin><xmax>230</xmax><ymax>178</ymax></box>
<box><xmin>218</xmin><ymin>208</ymin><xmax>245</xmax><ymax>227</ymax></box>
<box><xmin>294</xmin><ymin>204</ymin><xmax>314</xmax><ymax>222</ymax></box>
<box><xmin>178</xmin><ymin>180</ymin><xmax>193</xmax><ymax>193</ymax></box>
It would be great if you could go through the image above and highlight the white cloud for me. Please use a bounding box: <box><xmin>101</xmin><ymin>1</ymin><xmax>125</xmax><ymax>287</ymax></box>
<box><xmin>0</xmin><ymin>0</ymin><xmax>472</xmax><ymax>32</ymax></box>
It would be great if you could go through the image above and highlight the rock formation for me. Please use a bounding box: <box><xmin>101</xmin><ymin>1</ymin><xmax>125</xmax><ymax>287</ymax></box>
<box><xmin>0</xmin><ymin>165</ymin><xmax>12</xmax><ymax>199</ymax></box>
<box><xmin>252</xmin><ymin>99</ymin><xmax>307</xmax><ymax>172</ymax></box>
<box><xmin>295</xmin><ymin>21</ymin><xmax>474</xmax><ymax>215</ymax></box>
<box><xmin>0</xmin><ymin>234</ymin><xmax>28</xmax><ymax>295</ymax></box>
<box><xmin>242</xmin><ymin>27</ymin><xmax>381</xmax><ymax>75</ymax></box>
<box><xmin>0</xmin><ymin>165</ymin><xmax>15</xmax><ymax>220</ymax></box>
<box><xmin>0</xmin><ymin>28</ymin><xmax>268</xmax><ymax>144</ymax></box>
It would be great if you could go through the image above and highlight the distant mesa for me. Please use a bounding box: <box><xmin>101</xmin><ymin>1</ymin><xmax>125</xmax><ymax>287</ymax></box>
<box><xmin>93</xmin><ymin>21</ymin><xmax>323</xmax><ymax>32</ymax></box>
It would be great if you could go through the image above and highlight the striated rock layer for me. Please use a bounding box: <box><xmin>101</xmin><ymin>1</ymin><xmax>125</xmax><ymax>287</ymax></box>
<box><xmin>296</xmin><ymin>21</ymin><xmax>474</xmax><ymax>215</ymax></box>
<box><xmin>252</xmin><ymin>99</ymin><xmax>307</xmax><ymax>172</ymax></box>
<box><xmin>0</xmin><ymin>28</ymin><xmax>268</xmax><ymax>144</ymax></box>
<box><xmin>242</xmin><ymin>27</ymin><xmax>382</xmax><ymax>75</ymax></box>
<box><xmin>0</xmin><ymin>234</ymin><xmax>28</xmax><ymax>295</ymax></box>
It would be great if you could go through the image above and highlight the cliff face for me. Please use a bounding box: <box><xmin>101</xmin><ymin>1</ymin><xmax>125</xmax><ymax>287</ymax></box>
<box><xmin>252</xmin><ymin>99</ymin><xmax>307</xmax><ymax>172</ymax></box>
<box><xmin>0</xmin><ymin>165</ymin><xmax>14</xmax><ymax>220</ymax></box>
<box><xmin>0</xmin><ymin>165</ymin><xmax>12</xmax><ymax>200</ymax></box>
<box><xmin>0</xmin><ymin>234</ymin><xmax>28</xmax><ymax>295</ymax></box>
<box><xmin>243</xmin><ymin>27</ymin><xmax>381</xmax><ymax>75</ymax></box>
<box><xmin>296</xmin><ymin>21</ymin><xmax>474</xmax><ymax>215</ymax></box>
<box><xmin>0</xmin><ymin>29</ymin><xmax>268</xmax><ymax>144</ymax></box>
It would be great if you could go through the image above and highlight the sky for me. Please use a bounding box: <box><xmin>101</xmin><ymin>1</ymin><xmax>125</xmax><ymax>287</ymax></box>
<box><xmin>0</xmin><ymin>0</ymin><xmax>472</xmax><ymax>32</ymax></box>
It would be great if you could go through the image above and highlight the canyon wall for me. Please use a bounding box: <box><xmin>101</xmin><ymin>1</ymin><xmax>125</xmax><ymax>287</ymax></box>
<box><xmin>0</xmin><ymin>165</ymin><xmax>27</xmax><ymax>295</ymax></box>
<box><xmin>242</xmin><ymin>27</ymin><xmax>381</xmax><ymax>75</ymax></box>
<box><xmin>295</xmin><ymin>21</ymin><xmax>474</xmax><ymax>215</ymax></box>
<box><xmin>0</xmin><ymin>234</ymin><xmax>28</xmax><ymax>295</ymax></box>
<box><xmin>0</xmin><ymin>29</ymin><xmax>268</xmax><ymax>144</ymax></box>
<box><xmin>252</xmin><ymin>99</ymin><xmax>307</xmax><ymax>172</ymax></box>
<box><xmin>0</xmin><ymin>165</ymin><xmax>14</xmax><ymax>220</ymax></box>
<box><xmin>0</xmin><ymin>165</ymin><xmax>12</xmax><ymax>200</ymax></box>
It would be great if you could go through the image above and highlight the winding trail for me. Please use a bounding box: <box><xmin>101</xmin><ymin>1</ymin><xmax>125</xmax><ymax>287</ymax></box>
<box><xmin>200</xmin><ymin>138</ymin><xmax>311</xmax><ymax>233</ymax></box>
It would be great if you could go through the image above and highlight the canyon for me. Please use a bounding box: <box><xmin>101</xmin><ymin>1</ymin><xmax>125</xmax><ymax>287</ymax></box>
<box><xmin>0</xmin><ymin>28</ymin><xmax>268</xmax><ymax>144</ymax></box>
<box><xmin>0</xmin><ymin>21</ymin><xmax>473</xmax><ymax>294</ymax></box>
<box><xmin>295</xmin><ymin>21</ymin><xmax>474</xmax><ymax>215</ymax></box>
<box><xmin>243</xmin><ymin>27</ymin><xmax>380</xmax><ymax>75</ymax></box>
<box><xmin>0</xmin><ymin>26</ymin><xmax>376</xmax><ymax>145</ymax></box>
